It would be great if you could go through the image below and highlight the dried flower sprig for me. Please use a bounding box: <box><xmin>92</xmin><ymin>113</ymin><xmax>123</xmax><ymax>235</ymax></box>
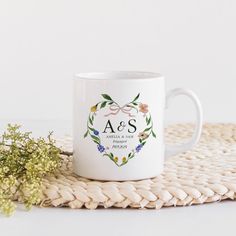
<box><xmin>0</xmin><ymin>124</ymin><xmax>62</xmax><ymax>216</ymax></box>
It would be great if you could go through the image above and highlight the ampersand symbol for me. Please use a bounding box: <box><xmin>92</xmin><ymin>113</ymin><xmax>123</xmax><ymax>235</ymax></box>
<box><xmin>117</xmin><ymin>121</ymin><xmax>126</xmax><ymax>132</ymax></box>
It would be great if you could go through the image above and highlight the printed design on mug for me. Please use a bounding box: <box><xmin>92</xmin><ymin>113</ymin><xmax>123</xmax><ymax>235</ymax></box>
<box><xmin>84</xmin><ymin>93</ymin><xmax>157</xmax><ymax>167</ymax></box>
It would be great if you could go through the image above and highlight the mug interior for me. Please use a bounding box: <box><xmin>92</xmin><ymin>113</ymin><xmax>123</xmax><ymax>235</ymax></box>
<box><xmin>75</xmin><ymin>71</ymin><xmax>163</xmax><ymax>80</ymax></box>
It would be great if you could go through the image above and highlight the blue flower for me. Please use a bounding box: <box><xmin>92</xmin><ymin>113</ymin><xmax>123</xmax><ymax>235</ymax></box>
<box><xmin>97</xmin><ymin>144</ymin><xmax>105</xmax><ymax>153</ymax></box>
<box><xmin>135</xmin><ymin>144</ymin><xmax>143</xmax><ymax>152</ymax></box>
<box><xmin>93</xmin><ymin>130</ymin><xmax>99</xmax><ymax>135</ymax></box>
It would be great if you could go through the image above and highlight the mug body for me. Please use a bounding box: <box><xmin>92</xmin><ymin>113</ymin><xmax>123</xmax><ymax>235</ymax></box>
<box><xmin>73</xmin><ymin>71</ymin><xmax>165</xmax><ymax>181</ymax></box>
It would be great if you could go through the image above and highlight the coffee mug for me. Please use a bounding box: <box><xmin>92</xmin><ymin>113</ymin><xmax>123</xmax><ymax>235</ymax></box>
<box><xmin>73</xmin><ymin>71</ymin><xmax>203</xmax><ymax>181</ymax></box>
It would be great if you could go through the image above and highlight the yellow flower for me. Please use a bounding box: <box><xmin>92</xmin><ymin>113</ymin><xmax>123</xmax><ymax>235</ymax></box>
<box><xmin>90</xmin><ymin>105</ymin><xmax>97</xmax><ymax>112</ymax></box>
<box><xmin>114</xmin><ymin>157</ymin><xmax>118</xmax><ymax>162</ymax></box>
<box><xmin>122</xmin><ymin>157</ymin><xmax>126</xmax><ymax>163</ymax></box>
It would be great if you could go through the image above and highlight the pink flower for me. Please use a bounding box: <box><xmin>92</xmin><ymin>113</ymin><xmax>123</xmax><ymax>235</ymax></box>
<box><xmin>139</xmin><ymin>103</ymin><xmax>148</xmax><ymax>114</ymax></box>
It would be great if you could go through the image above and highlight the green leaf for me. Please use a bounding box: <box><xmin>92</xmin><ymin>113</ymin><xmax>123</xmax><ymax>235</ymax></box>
<box><xmin>128</xmin><ymin>152</ymin><xmax>131</xmax><ymax>158</ymax></box>
<box><xmin>129</xmin><ymin>153</ymin><xmax>135</xmax><ymax>159</ymax></box>
<box><xmin>104</xmin><ymin>153</ymin><xmax>114</xmax><ymax>161</ymax></box>
<box><xmin>147</xmin><ymin>116</ymin><xmax>151</xmax><ymax>125</ymax></box>
<box><xmin>132</xmin><ymin>102</ymin><xmax>138</xmax><ymax>106</ymax></box>
<box><xmin>144</xmin><ymin>126</ymin><xmax>152</xmax><ymax>132</ymax></box>
<box><xmin>84</xmin><ymin>130</ymin><xmax>89</xmax><ymax>138</ymax></box>
<box><xmin>89</xmin><ymin>117</ymin><xmax>93</xmax><ymax>125</ymax></box>
<box><xmin>127</xmin><ymin>104</ymin><xmax>138</xmax><ymax>111</ymax></box>
<box><xmin>101</xmin><ymin>94</ymin><xmax>112</xmax><ymax>101</ymax></box>
<box><xmin>132</xmin><ymin>93</ymin><xmax>140</xmax><ymax>102</ymax></box>
<box><xmin>100</xmin><ymin>101</ymin><xmax>107</xmax><ymax>108</ymax></box>
<box><xmin>93</xmin><ymin>139</ymin><xmax>100</xmax><ymax>145</ymax></box>
<box><xmin>88</xmin><ymin>126</ymin><xmax>95</xmax><ymax>131</ymax></box>
<box><xmin>91</xmin><ymin>135</ymin><xmax>100</xmax><ymax>144</ymax></box>
<box><xmin>152</xmin><ymin>131</ymin><xmax>156</xmax><ymax>138</ymax></box>
<box><xmin>91</xmin><ymin>115</ymin><xmax>94</xmax><ymax>121</ymax></box>
<box><xmin>108</xmin><ymin>101</ymin><xmax>113</xmax><ymax>105</ymax></box>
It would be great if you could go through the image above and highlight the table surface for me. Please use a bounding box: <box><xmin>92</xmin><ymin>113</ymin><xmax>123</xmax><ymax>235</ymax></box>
<box><xmin>1</xmin><ymin>202</ymin><xmax>236</xmax><ymax>236</ymax></box>
<box><xmin>0</xmin><ymin>120</ymin><xmax>235</xmax><ymax>236</ymax></box>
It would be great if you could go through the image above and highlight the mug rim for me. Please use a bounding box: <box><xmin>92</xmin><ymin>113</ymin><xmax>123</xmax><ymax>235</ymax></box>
<box><xmin>74</xmin><ymin>71</ymin><xmax>164</xmax><ymax>80</ymax></box>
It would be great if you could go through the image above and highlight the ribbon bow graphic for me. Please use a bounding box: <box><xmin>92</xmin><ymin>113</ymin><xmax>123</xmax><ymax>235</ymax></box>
<box><xmin>105</xmin><ymin>104</ymin><xmax>137</xmax><ymax>117</ymax></box>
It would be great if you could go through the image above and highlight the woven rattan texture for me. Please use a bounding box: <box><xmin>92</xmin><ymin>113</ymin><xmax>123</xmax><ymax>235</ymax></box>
<box><xmin>40</xmin><ymin>124</ymin><xmax>236</xmax><ymax>209</ymax></box>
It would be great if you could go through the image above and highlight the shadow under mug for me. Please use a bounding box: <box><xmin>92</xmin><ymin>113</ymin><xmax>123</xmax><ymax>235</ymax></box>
<box><xmin>73</xmin><ymin>71</ymin><xmax>203</xmax><ymax>181</ymax></box>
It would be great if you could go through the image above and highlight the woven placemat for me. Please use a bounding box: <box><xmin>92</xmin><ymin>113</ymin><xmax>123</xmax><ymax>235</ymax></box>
<box><xmin>39</xmin><ymin>123</ymin><xmax>236</xmax><ymax>209</ymax></box>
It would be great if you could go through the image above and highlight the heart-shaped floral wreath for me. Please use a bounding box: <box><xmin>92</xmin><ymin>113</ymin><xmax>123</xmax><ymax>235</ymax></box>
<box><xmin>84</xmin><ymin>93</ymin><xmax>156</xmax><ymax>167</ymax></box>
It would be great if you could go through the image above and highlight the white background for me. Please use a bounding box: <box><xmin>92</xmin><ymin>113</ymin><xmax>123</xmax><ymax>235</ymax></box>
<box><xmin>0</xmin><ymin>1</ymin><xmax>236</xmax><ymax>235</ymax></box>
<box><xmin>0</xmin><ymin>0</ymin><xmax>236</xmax><ymax>130</ymax></box>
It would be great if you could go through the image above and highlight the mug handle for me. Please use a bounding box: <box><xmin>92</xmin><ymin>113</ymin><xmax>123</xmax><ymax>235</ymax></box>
<box><xmin>165</xmin><ymin>88</ymin><xmax>203</xmax><ymax>158</ymax></box>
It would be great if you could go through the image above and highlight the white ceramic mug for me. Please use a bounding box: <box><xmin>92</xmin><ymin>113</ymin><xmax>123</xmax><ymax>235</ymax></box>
<box><xmin>73</xmin><ymin>71</ymin><xmax>203</xmax><ymax>181</ymax></box>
